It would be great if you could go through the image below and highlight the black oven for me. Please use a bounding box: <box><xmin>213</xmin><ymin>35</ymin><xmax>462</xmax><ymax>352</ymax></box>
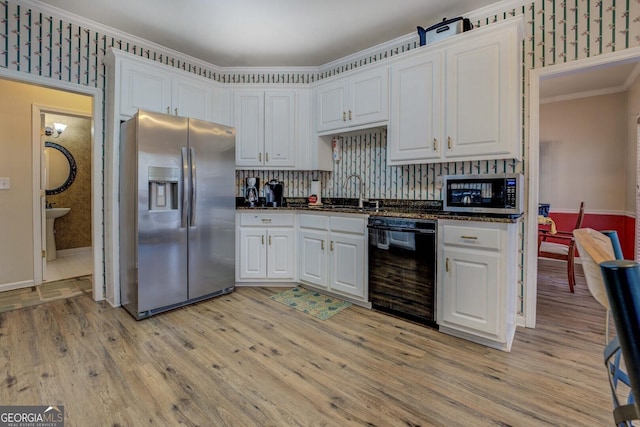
<box><xmin>368</xmin><ymin>217</ymin><xmax>437</xmax><ymax>327</ymax></box>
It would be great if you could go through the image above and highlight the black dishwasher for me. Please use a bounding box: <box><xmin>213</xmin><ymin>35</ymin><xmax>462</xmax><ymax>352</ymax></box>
<box><xmin>368</xmin><ymin>217</ymin><xmax>437</xmax><ymax>328</ymax></box>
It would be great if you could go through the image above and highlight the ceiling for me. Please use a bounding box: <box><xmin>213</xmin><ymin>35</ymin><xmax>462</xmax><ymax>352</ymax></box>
<box><xmin>37</xmin><ymin>0</ymin><xmax>503</xmax><ymax>67</ymax></box>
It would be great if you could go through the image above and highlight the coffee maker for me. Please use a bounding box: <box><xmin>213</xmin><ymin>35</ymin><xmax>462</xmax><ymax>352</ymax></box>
<box><xmin>263</xmin><ymin>180</ymin><xmax>284</xmax><ymax>207</ymax></box>
<box><xmin>245</xmin><ymin>177</ymin><xmax>260</xmax><ymax>207</ymax></box>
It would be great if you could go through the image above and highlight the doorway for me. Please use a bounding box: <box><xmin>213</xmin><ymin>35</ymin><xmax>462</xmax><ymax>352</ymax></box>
<box><xmin>526</xmin><ymin>46</ymin><xmax>640</xmax><ymax>327</ymax></box>
<box><xmin>38</xmin><ymin>110</ymin><xmax>93</xmax><ymax>283</ymax></box>
<box><xmin>0</xmin><ymin>67</ymin><xmax>104</xmax><ymax>301</ymax></box>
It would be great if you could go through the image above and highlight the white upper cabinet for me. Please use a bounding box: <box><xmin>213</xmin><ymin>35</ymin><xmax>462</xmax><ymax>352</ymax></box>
<box><xmin>444</xmin><ymin>27</ymin><xmax>520</xmax><ymax>160</ymax></box>
<box><xmin>112</xmin><ymin>50</ymin><xmax>216</xmax><ymax>122</ymax></box>
<box><xmin>316</xmin><ymin>66</ymin><xmax>389</xmax><ymax>134</ymax></box>
<box><xmin>388</xmin><ymin>51</ymin><xmax>443</xmax><ymax>164</ymax></box>
<box><xmin>172</xmin><ymin>75</ymin><xmax>213</xmax><ymax>121</ymax></box>
<box><xmin>119</xmin><ymin>59</ymin><xmax>173</xmax><ymax>118</ymax></box>
<box><xmin>387</xmin><ymin>17</ymin><xmax>523</xmax><ymax>165</ymax></box>
<box><xmin>233</xmin><ymin>89</ymin><xmax>296</xmax><ymax>168</ymax></box>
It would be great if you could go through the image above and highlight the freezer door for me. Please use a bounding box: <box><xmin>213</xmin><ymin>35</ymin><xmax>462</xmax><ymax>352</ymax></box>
<box><xmin>137</xmin><ymin>111</ymin><xmax>189</xmax><ymax>312</ymax></box>
<box><xmin>188</xmin><ymin>118</ymin><xmax>236</xmax><ymax>299</ymax></box>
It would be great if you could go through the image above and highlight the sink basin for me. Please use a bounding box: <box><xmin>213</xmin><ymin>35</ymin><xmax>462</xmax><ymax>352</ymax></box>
<box><xmin>45</xmin><ymin>208</ymin><xmax>70</xmax><ymax>261</ymax></box>
<box><xmin>46</xmin><ymin>207</ymin><xmax>70</xmax><ymax>219</ymax></box>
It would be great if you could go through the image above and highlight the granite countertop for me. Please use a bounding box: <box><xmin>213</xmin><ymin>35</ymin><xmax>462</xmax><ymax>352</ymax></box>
<box><xmin>236</xmin><ymin>198</ymin><xmax>521</xmax><ymax>224</ymax></box>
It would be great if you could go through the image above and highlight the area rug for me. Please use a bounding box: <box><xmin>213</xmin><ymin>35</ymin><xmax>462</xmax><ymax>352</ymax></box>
<box><xmin>0</xmin><ymin>276</ymin><xmax>92</xmax><ymax>313</ymax></box>
<box><xmin>270</xmin><ymin>287</ymin><xmax>351</xmax><ymax>320</ymax></box>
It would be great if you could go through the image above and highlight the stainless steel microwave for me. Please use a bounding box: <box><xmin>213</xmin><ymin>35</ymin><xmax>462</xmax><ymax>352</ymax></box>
<box><xmin>443</xmin><ymin>173</ymin><xmax>523</xmax><ymax>216</ymax></box>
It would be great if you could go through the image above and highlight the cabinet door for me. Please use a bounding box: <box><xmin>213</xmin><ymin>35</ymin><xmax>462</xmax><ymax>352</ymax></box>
<box><xmin>349</xmin><ymin>67</ymin><xmax>389</xmax><ymax>127</ymax></box>
<box><xmin>172</xmin><ymin>76</ymin><xmax>212</xmax><ymax>121</ymax></box>
<box><xmin>264</xmin><ymin>91</ymin><xmax>296</xmax><ymax>167</ymax></box>
<box><xmin>388</xmin><ymin>52</ymin><xmax>443</xmax><ymax>164</ymax></box>
<box><xmin>234</xmin><ymin>90</ymin><xmax>265</xmax><ymax>167</ymax></box>
<box><xmin>298</xmin><ymin>229</ymin><xmax>328</xmax><ymax>287</ymax></box>
<box><xmin>439</xmin><ymin>247</ymin><xmax>501</xmax><ymax>338</ymax></box>
<box><xmin>267</xmin><ymin>228</ymin><xmax>295</xmax><ymax>280</ymax></box>
<box><xmin>316</xmin><ymin>80</ymin><xmax>347</xmax><ymax>132</ymax></box>
<box><xmin>329</xmin><ymin>233</ymin><xmax>365</xmax><ymax>299</ymax></box>
<box><xmin>445</xmin><ymin>30</ymin><xmax>518</xmax><ymax>159</ymax></box>
<box><xmin>120</xmin><ymin>60</ymin><xmax>172</xmax><ymax>118</ymax></box>
<box><xmin>238</xmin><ymin>227</ymin><xmax>267</xmax><ymax>280</ymax></box>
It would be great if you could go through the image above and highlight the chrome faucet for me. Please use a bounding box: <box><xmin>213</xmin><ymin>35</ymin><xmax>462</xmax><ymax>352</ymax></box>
<box><xmin>344</xmin><ymin>174</ymin><xmax>366</xmax><ymax>208</ymax></box>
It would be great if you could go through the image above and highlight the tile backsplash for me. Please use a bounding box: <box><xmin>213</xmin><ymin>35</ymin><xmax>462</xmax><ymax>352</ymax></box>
<box><xmin>236</xmin><ymin>129</ymin><xmax>519</xmax><ymax>201</ymax></box>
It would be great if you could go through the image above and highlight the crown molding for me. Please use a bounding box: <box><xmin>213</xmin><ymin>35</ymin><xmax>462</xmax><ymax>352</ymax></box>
<box><xmin>540</xmin><ymin>86</ymin><xmax>627</xmax><ymax>104</ymax></box>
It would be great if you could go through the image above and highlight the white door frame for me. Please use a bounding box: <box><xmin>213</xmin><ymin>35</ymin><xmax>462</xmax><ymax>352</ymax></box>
<box><xmin>526</xmin><ymin>46</ymin><xmax>640</xmax><ymax>327</ymax></box>
<box><xmin>0</xmin><ymin>67</ymin><xmax>105</xmax><ymax>302</ymax></box>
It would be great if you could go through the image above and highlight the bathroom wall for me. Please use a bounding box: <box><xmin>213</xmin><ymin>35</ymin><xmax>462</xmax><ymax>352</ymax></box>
<box><xmin>44</xmin><ymin>113</ymin><xmax>92</xmax><ymax>250</ymax></box>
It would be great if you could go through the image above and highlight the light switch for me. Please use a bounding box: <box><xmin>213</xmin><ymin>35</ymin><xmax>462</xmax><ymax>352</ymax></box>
<box><xmin>0</xmin><ymin>177</ymin><xmax>9</xmax><ymax>190</ymax></box>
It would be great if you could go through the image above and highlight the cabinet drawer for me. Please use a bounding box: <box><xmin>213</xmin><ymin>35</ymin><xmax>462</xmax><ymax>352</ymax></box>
<box><xmin>330</xmin><ymin>216</ymin><xmax>366</xmax><ymax>235</ymax></box>
<box><xmin>239</xmin><ymin>212</ymin><xmax>295</xmax><ymax>227</ymax></box>
<box><xmin>443</xmin><ymin>225</ymin><xmax>501</xmax><ymax>250</ymax></box>
<box><xmin>299</xmin><ymin>214</ymin><xmax>330</xmax><ymax>230</ymax></box>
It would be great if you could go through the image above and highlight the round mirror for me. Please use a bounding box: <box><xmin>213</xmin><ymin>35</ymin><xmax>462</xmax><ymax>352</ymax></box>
<box><xmin>45</xmin><ymin>142</ymin><xmax>77</xmax><ymax>195</ymax></box>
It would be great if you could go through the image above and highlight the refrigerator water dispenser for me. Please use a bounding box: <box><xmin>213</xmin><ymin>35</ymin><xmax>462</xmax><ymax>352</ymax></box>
<box><xmin>148</xmin><ymin>166</ymin><xmax>179</xmax><ymax>211</ymax></box>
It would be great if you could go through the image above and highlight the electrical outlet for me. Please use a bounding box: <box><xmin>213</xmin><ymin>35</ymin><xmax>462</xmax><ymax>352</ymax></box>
<box><xmin>0</xmin><ymin>177</ymin><xmax>9</xmax><ymax>190</ymax></box>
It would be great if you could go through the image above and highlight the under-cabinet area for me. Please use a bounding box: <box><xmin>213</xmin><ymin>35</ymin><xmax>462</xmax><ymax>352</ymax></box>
<box><xmin>236</xmin><ymin>208</ymin><xmax>519</xmax><ymax>351</ymax></box>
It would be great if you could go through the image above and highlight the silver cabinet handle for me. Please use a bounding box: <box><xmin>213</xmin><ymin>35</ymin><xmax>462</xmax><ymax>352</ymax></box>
<box><xmin>174</xmin><ymin>107</ymin><xmax>178</xmax><ymax>116</ymax></box>
<box><xmin>265</xmin><ymin>152</ymin><xmax>269</xmax><ymax>162</ymax></box>
<box><xmin>343</xmin><ymin>111</ymin><xmax>346</xmax><ymax>121</ymax></box>
<box><xmin>261</xmin><ymin>235</ymin><xmax>265</xmax><ymax>245</ymax></box>
<box><xmin>259</xmin><ymin>152</ymin><xmax>262</xmax><ymax>162</ymax></box>
<box><xmin>269</xmin><ymin>235</ymin><xmax>272</xmax><ymax>245</ymax></box>
<box><xmin>348</xmin><ymin>110</ymin><xmax>352</xmax><ymax>120</ymax></box>
<box><xmin>167</xmin><ymin>107</ymin><xmax>170</xmax><ymax>114</ymax></box>
<box><xmin>189</xmin><ymin>147</ymin><xmax>197</xmax><ymax>226</ymax></box>
<box><xmin>448</xmin><ymin>137</ymin><xmax>452</xmax><ymax>149</ymax></box>
<box><xmin>330</xmin><ymin>241</ymin><xmax>334</xmax><ymax>251</ymax></box>
<box><xmin>261</xmin><ymin>218</ymin><xmax>272</xmax><ymax>223</ymax></box>
<box><xmin>433</xmin><ymin>138</ymin><xmax>437</xmax><ymax>150</ymax></box>
<box><xmin>321</xmin><ymin>240</ymin><xmax>325</xmax><ymax>250</ymax></box>
<box><xmin>180</xmin><ymin>147</ymin><xmax>189</xmax><ymax>228</ymax></box>
<box><xmin>446</xmin><ymin>258</ymin><xmax>450</xmax><ymax>272</ymax></box>
<box><xmin>461</xmin><ymin>235</ymin><xmax>478</xmax><ymax>240</ymax></box>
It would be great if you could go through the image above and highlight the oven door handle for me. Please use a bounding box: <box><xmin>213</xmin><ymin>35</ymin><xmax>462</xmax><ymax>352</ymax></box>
<box><xmin>367</xmin><ymin>225</ymin><xmax>435</xmax><ymax>234</ymax></box>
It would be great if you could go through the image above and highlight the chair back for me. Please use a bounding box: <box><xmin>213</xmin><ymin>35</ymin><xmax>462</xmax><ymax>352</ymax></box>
<box><xmin>574</xmin><ymin>201</ymin><xmax>585</xmax><ymax>230</ymax></box>
<box><xmin>574</xmin><ymin>228</ymin><xmax>616</xmax><ymax>309</ymax></box>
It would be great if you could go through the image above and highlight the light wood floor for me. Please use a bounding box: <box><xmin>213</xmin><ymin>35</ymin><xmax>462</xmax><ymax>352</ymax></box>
<box><xmin>0</xmin><ymin>260</ymin><xmax>615</xmax><ymax>426</ymax></box>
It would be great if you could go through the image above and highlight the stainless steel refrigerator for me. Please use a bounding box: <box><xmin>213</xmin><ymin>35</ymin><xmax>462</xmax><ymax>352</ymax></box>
<box><xmin>119</xmin><ymin>110</ymin><xmax>236</xmax><ymax>319</ymax></box>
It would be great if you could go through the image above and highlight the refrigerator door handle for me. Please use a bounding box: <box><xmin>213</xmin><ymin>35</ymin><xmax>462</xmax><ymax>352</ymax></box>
<box><xmin>189</xmin><ymin>147</ymin><xmax>197</xmax><ymax>227</ymax></box>
<box><xmin>181</xmin><ymin>147</ymin><xmax>189</xmax><ymax>228</ymax></box>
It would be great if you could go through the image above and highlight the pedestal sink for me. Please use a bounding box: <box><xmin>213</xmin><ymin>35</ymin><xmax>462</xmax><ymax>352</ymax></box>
<box><xmin>46</xmin><ymin>208</ymin><xmax>70</xmax><ymax>261</ymax></box>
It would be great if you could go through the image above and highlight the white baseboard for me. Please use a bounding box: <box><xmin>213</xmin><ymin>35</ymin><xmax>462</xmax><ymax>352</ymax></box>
<box><xmin>0</xmin><ymin>280</ymin><xmax>35</xmax><ymax>292</ymax></box>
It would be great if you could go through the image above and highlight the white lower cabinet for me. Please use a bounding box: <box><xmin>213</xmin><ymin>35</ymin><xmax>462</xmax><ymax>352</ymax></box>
<box><xmin>237</xmin><ymin>212</ymin><xmax>296</xmax><ymax>282</ymax></box>
<box><xmin>437</xmin><ymin>219</ymin><xmax>517</xmax><ymax>351</ymax></box>
<box><xmin>298</xmin><ymin>213</ymin><xmax>368</xmax><ymax>303</ymax></box>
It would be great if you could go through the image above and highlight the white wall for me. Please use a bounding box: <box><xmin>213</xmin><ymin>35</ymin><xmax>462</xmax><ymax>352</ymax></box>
<box><xmin>539</xmin><ymin>92</ymin><xmax>627</xmax><ymax>212</ymax></box>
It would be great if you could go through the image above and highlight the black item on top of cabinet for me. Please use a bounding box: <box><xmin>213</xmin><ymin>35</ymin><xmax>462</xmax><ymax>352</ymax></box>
<box><xmin>417</xmin><ymin>17</ymin><xmax>473</xmax><ymax>46</ymax></box>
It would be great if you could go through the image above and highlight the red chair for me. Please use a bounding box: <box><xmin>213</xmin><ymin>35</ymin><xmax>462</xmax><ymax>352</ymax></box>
<box><xmin>538</xmin><ymin>202</ymin><xmax>585</xmax><ymax>292</ymax></box>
